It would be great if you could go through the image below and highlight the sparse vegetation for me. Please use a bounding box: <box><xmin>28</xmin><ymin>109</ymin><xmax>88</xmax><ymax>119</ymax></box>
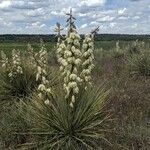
<box><xmin>0</xmin><ymin>11</ymin><xmax>150</xmax><ymax>150</ymax></box>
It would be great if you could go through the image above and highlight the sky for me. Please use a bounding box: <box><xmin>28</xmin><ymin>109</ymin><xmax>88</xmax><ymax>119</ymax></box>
<box><xmin>0</xmin><ymin>0</ymin><xmax>150</xmax><ymax>34</ymax></box>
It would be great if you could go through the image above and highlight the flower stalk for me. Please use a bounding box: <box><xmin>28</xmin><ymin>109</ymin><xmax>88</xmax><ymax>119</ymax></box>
<box><xmin>8</xmin><ymin>49</ymin><xmax>23</xmax><ymax>79</ymax></box>
<box><xmin>36</xmin><ymin>40</ymin><xmax>52</xmax><ymax>104</ymax></box>
<box><xmin>56</xmin><ymin>11</ymin><xmax>98</xmax><ymax>108</ymax></box>
<box><xmin>1</xmin><ymin>51</ymin><xmax>9</xmax><ymax>69</ymax></box>
<box><xmin>81</xmin><ymin>34</ymin><xmax>95</xmax><ymax>88</ymax></box>
<box><xmin>56</xmin><ymin>10</ymin><xmax>82</xmax><ymax>108</ymax></box>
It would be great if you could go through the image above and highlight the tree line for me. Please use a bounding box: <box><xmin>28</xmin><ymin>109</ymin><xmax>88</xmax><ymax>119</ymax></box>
<box><xmin>0</xmin><ymin>34</ymin><xmax>150</xmax><ymax>43</ymax></box>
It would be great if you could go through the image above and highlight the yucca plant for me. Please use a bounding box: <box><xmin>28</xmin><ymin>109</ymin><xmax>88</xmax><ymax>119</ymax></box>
<box><xmin>0</xmin><ymin>44</ymin><xmax>58</xmax><ymax>101</ymax></box>
<box><xmin>0</xmin><ymin>60</ymin><xmax>38</xmax><ymax>100</ymax></box>
<box><xmin>112</xmin><ymin>41</ymin><xmax>124</xmax><ymax>59</ymax></box>
<box><xmin>128</xmin><ymin>40</ymin><xmax>145</xmax><ymax>54</ymax></box>
<box><xmin>0</xmin><ymin>49</ymin><xmax>38</xmax><ymax>100</ymax></box>
<box><xmin>127</xmin><ymin>49</ymin><xmax>150</xmax><ymax>76</ymax></box>
<box><xmin>18</xmin><ymin>85</ymin><xmax>113</xmax><ymax>149</ymax></box>
<box><xmin>15</xmin><ymin>10</ymin><xmax>114</xmax><ymax>150</ymax></box>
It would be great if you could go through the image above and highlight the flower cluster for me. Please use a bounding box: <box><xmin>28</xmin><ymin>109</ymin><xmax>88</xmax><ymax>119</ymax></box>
<box><xmin>56</xmin><ymin>41</ymin><xmax>67</xmax><ymax>71</ymax></box>
<box><xmin>81</xmin><ymin>34</ymin><xmax>94</xmax><ymax>87</ymax></box>
<box><xmin>1</xmin><ymin>51</ymin><xmax>9</xmax><ymax>69</ymax></box>
<box><xmin>8</xmin><ymin>49</ymin><xmax>23</xmax><ymax>79</ymax></box>
<box><xmin>27</xmin><ymin>44</ymin><xmax>37</xmax><ymax>67</ymax></box>
<box><xmin>57</xmin><ymin>28</ymin><xmax>82</xmax><ymax>107</ymax></box>
<box><xmin>54</xmin><ymin>22</ymin><xmax>63</xmax><ymax>47</ymax></box>
<box><xmin>64</xmin><ymin>32</ymin><xmax>82</xmax><ymax>107</ymax></box>
<box><xmin>116</xmin><ymin>41</ymin><xmax>120</xmax><ymax>52</ymax></box>
<box><xmin>36</xmin><ymin>41</ymin><xmax>51</xmax><ymax>105</ymax></box>
<box><xmin>56</xmin><ymin>10</ymin><xmax>97</xmax><ymax>108</ymax></box>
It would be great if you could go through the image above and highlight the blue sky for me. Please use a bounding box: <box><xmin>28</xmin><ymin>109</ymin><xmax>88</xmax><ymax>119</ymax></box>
<box><xmin>0</xmin><ymin>0</ymin><xmax>150</xmax><ymax>34</ymax></box>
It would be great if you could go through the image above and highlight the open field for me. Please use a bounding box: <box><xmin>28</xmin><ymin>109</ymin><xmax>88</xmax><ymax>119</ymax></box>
<box><xmin>0</xmin><ymin>36</ymin><xmax>150</xmax><ymax>149</ymax></box>
<box><xmin>0</xmin><ymin>40</ymin><xmax>149</xmax><ymax>53</ymax></box>
<box><xmin>0</xmin><ymin>0</ymin><xmax>150</xmax><ymax>149</ymax></box>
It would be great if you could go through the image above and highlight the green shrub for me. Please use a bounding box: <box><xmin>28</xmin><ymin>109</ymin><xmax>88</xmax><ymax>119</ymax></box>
<box><xmin>112</xmin><ymin>41</ymin><xmax>124</xmax><ymax>59</ymax></box>
<box><xmin>127</xmin><ymin>49</ymin><xmax>150</xmax><ymax>76</ymax></box>
<box><xmin>0</xmin><ymin>62</ymin><xmax>38</xmax><ymax>101</ymax></box>
<box><xmin>128</xmin><ymin>40</ymin><xmax>145</xmax><ymax>54</ymax></box>
<box><xmin>18</xmin><ymin>86</ymin><xmax>113</xmax><ymax>149</ymax></box>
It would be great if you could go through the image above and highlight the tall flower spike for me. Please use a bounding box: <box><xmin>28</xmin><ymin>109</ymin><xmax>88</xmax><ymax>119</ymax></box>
<box><xmin>56</xmin><ymin>40</ymin><xmax>67</xmax><ymax>72</ymax></box>
<box><xmin>81</xmin><ymin>34</ymin><xmax>94</xmax><ymax>88</ymax></box>
<box><xmin>66</xmin><ymin>9</ymin><xmax>76</xmax><ymax>35</ymax></box>
<box><xmin>56</xmin><ymin>10</ymin><xmax>82</xmax><ymax>108</ymax></box>
<box><xmin>1</xmin><ymin>51</ymin><xmax>9</xmax><ymax>69</ymax></box>
<box><xmin>64</xmin><ymin>30</ymin><xmax>82</xmax><ymax>107</ymax></box>
<box><xmin>36</xmin><ymin>40</ymin><xmax>52</xmax><ymax>104</ymax></box>
<box><xmin>27</xmin><ymin>43</ymin><xmax>37</xmax><ymax>67</ymax></box>
<box><xmin>55</xmin><ymin>23</ymin><xmax>66</xmax><ymax>72</ymax></box>
<box><xmin>116</xmin><ymin>41</ymin><xmax>120</xmax><ymax>52</ymax></box>
<box><xmin>36</xmin><ymin>40</ymin><xmax>48</xmax><ymax>82</ymax></box>
<box><xmin>81</xmin><ymin>27</ymin><xmax>99</xmax><ymax>88</ymax></box>
<box><xmin>90</xmin><ymin>26</ymin><xmax>100</xmax><ymax>38</ymax></box>
<box><xmin>54</xmin><ymin>22</ymin><xmax>63</xmax><ymax>47</ymax></box>
<box><xmin>8</xmin><ymin>49</ymin><xmax>23</xmax><ymax>79</ymax></box>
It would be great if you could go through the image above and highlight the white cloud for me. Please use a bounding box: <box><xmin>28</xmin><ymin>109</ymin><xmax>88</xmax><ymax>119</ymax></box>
<box><xmin>131</xmin><ymin>23</ymin><xmax>138</xmax><ymax>28</ymax></box>
<box><xmin>78</xmin><ymin>13</ymin><xmax>87</xmax><ymax>17</ymax></box>
<box><xmin>51</xmin><ymin>7</ymin><xmax>76</xmax><ymax>17</ymax></box>
<box><xmin>133</xmin><ymin>16</ymin><xmax>140</xmax><ymax>20</ymax></box>
<box><xmin>79</xmin><ymin>0</ymin><xmax>106</xmax><ymax>7</ymax></box>
<box><xmin>97</xmin><ymin>16</ymin><xmax>115</xmax><ymax>22</ymax></box>
<box><xmin>118</xmin><ymin>8</ymin><xmax>127</xmax><ymax>15</ymax></box>
<box><xmin>0</xmin><ymin>20</ymin><xmax>12</xmax><ymax>27</ymax></box>
<box><xmin>25</xmin><ymin>21</ymin><xmax>47</xmax><ymax>31</ymax></box>
<box><xmin>51</xmin><ymin>10</ymin><xmax>65</xmax><ymax>16</ymax></box>
<box><xmin>110</xmin><ymin>22</ymin><xmax>117</xmax><ymax>28</ymax></box>
<box><xmin>0</xmin><ymin>0</ymin><xmax>150</xmax><ymax>34</ymax></box>
<box><xmin>31</xmin><ymin>21</ymin><xmax>41</xmax><ymax>26</ymax></box>
<box><xmin>0</xmin><ymin>1</ymin><xmax>11</xmax><ymax>9</ymax></box>
<box><xmin>80</xmin><ymin>23</ymin><xmax>88</xmax><ymax>29</ymax></box>
<box><xmin>40</xmin><ymin>24</ymin><xmax>46</xmax><ymax>28</ymax></box>
<box><xmin>90</xmin><ymin>21</ymin><xmax>99</xmax><ymax>25</ymax></box>
<box><xmin>27</xmin><ymin>8</ymin><xmax>46</xmax><ymax>17</ymax></box>
<box><xmin>118</xmin><ymin>16</ymin><xmax>129</xmax><ymax>20</ymax></box>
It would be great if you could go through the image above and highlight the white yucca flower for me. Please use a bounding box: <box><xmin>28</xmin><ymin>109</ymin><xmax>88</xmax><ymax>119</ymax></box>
<box><xmin>36</xmin><ymin>40</ymin><xmax>52</xmax><ymax>100</ymax></box>
<box><xmin>8</xmin><ymin>49</ymin><xmax>23</xmax><ymax>79</ymax></box>
<box><xmin>116</xmin><ymin>41</ymin><xmax>120</xmax><ymax>52</ymax></box>
<box><xmin>56</xmin><ymin>41</ymin><xmax>67</xmax><ymax>71</ymax></box>
<box><xmin>56</xmin><ymin>11</ymin><xmax>98</xmax><ymax>108</ymax></box>
<box><xmin>81</xmin><ymin>34</ymin><xmax>95</xmax><ymax>87</ymax></box>
<box><xmin>38</xmin><ymin>84</ymin><xmax>46</xmax><ymax>91</ymax></box>
<box><xmin>1</xmin><ymin>51</ymin><xmax>9</xmax><ymax>69</ymax></box>
<box><xmin>44</xmin><ymin>99</ymin><xmax>50</xmax><ymax>105</ymax></box>
<box><xmin>56</xmin><ymin>11</ymin><xmax>82</xmax><ymax>108</ymax></box>
<box><xmin>27</xmin><ymin>44</ymin><xmax>37</xmax><ymax>67</ymax></box>
<box><xmin>36</xmin><ymin>41</ymin><xmax>48</xmax><ymax>82</ymax></box>
<box><xmin>62</xmin><ymin>31</ymin><xmax>82</xmax><ymax>108</ymax></box>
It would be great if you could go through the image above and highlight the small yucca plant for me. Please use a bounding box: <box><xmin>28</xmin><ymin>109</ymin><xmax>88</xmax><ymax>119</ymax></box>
<box><xmin>112</xmin><ymin>41</ymin><xmax>124</xmax><ymax>59</ymax></box>
<box><xmin>129</xmin><ymin>40</ymin><xmax>144</xmax><ymax>54</ymax></box>
<box><xmin>127</xmin><ymin>49</ymin><xmax>150</xmax><ymax>76</ymax></box>
<box><xmin>0</xmin><ymin>49</ymin><xmax>39</xmax><ymax>101</ymax></box>
<box><xmin>0</xmin><ymin>44</ymin><xmax>57</xmax><ymax>101</ymax></box>
<box><xmin>0</xmin><ymin>60</ymin><xmax>38</xmax><ymax>100</ymax></box>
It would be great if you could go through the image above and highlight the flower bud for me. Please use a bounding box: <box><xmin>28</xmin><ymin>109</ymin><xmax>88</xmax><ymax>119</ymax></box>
<box><xmin>44</xmin><ymin>99</ymin><xmax>50</xmax><ymax>105</ymax></box>
<box><xmin>38</xmin><ymin>84</ymin><xmax>46</xmax><ymax>91</ymax></box>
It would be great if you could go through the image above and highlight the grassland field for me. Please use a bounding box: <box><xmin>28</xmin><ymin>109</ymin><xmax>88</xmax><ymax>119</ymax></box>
<box><xmin>0</xmin><ymin>38</ymin><xmax>150</xmax><ymax>149</ymax></box>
